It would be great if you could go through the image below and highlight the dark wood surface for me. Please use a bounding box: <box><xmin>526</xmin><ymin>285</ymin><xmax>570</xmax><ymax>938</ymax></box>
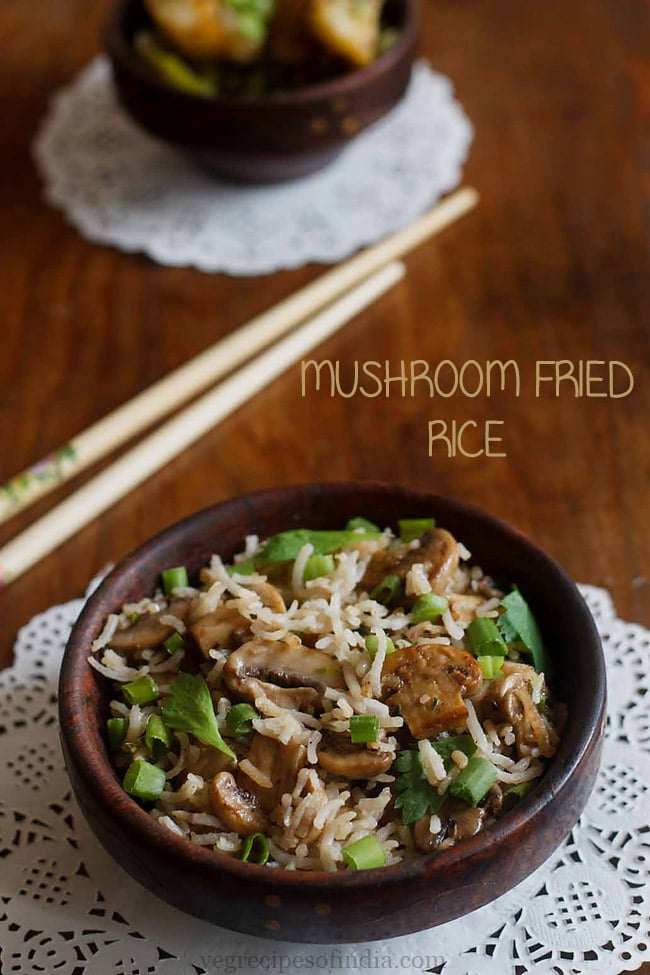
<box><xmin>0</xmin><ymin>0</ymin><xmax>648</xmax><ymax>962</ymax></box>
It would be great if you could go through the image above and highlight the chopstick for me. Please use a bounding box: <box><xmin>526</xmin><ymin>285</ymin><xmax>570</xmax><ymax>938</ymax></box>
<box><xmin>0</xmin><ymin>261</ymin><xmax>405</xmax><ymax>590</ymax></box>
<box><xmin>0</xmin><ymin>187</ymin><xmax>478</xmax><ymax>527</ymax></box>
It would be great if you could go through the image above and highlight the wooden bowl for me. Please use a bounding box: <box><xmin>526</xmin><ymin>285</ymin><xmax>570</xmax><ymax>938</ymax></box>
<box><xmin>105</xmin><ymin>0</ymin><xmax>418</xmax><ymax>183</ymax></box>
<box><xmin>59</xmin><ymin>483</ymin><xmax>606</xmax><ymax>943</ymax></box>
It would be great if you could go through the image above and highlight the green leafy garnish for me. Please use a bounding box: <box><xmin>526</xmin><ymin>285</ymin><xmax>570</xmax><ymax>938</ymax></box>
<box><xmin>497</xmin><ymin>588</ymin><xmax>549</xmax><ymax>674</ymax></box>
<box><xmin>393</xmin><ymin>750</ymin><xmax>446</xmax><ymax>825</ymax></box>
<box><xmin>430</xmin><ymin>735</ymin><xmax>476</xmax><ymax>764</ymax></box>
<box><xmin>255</xmin><ymin>529</ymin><xmax>381</xmax><ymax>566</ymax></box>
<box><xmin>162</xmin><ymin>673</ymin><xmax>235</xmax><ymax>760</ymax></box>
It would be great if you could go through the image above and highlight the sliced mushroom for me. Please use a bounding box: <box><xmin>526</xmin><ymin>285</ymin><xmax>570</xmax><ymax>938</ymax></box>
<box><xmin>317</xmin><ymin>733</ymin><xmax>393</xmax><ymax>779</ymax></box>
<box><xmin>240</xmin><ymin>734</ymin><xmax>308</xmax><ymax>813</ymax></box>
<box><xmin>447</xmin><ymin>593</ymin><xmax>484</xmax><ymax>624</ymax></box>
<box><xmin>244</xmin><ymin>678</ymin><xmax>322</xmax><ymax>715</ymax></box>
<box><xmin>223</xmin><ymin>638</ymin><xmax>345</xmax><ymax>705</ymax></box>
<box><xmin>478</xmin><ymin>662</ymin><xmax>557</xmax><ymax>759</ymax></box>
<box><xmin>362</xmin><ymin>529</ymin><xmax>460</xmax><ymax>599</ymax></box>
<box><xmin>413</xmin><ymin>814</ymin><xmax>442</xmax><ymax>853</ymax></box>
<box><xmin>190</xmin><ymin>606</ymin><xmax>248</xmax><ymax>656</ymax></box>
<box><xmin>185</xmin><ymin>747</ymin><xmax>236</xmax><ymax>781</ymax></box>
<box><xmin>108</xmin><ymin>599</ymin><xmax>190</xmax><ymax>653</ymax></box>
<box><xmin>209</xmin><ymin>771</ymin><xmax>269</xmax><ymax>835</ymax></box>
<box><xmin>382</xmin><ymin>643</ymin><xmax>483</xmax><ymax>739</ymax></box>
<box><xmin>445</xmin><ymin>799</ymin><xmax>485</xmax><ymax>839</ymax></box>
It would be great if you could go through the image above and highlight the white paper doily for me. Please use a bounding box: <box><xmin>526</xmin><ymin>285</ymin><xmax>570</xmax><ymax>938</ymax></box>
<box><xmin>33</xmin><ymin>57</ymin><xmax>473</xmax><ymax>275</ymax></box>
<box><xmin>1</xmin><ymin>583</ymin><xmax>649</xmax><ymax>975</ymax></box>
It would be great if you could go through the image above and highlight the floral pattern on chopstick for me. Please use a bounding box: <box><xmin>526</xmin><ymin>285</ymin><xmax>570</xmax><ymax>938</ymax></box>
<box><xmin>0</xmin><ymin>443</ymin><xmax>78</xmax><ymax>513</ymax></box>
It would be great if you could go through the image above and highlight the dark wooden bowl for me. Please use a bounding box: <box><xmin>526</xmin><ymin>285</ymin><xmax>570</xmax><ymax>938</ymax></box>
<box><xmin>105</xmin><ymin>0</ymin><xmax>418</xmax><ymax>183</ymax></box>
<box><xmin>59</xmin><ymin>483</ymin><xmax>606</xmax><ymax>943</ymax></box>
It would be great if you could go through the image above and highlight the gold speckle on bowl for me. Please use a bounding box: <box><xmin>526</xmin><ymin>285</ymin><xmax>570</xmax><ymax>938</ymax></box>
<box><xmin>310</xmin><ymin>117</ymin><xmax>330</xmax><ymax>135</ymax></box>
<box><xmin>341</xmin><ymin>116</ymin><xmax>360</xmax><ymax>135</ymax></box>
<box><xmin>265</xmin><ymin>919</ymin><xmax>282</xmax><ymax>932</ymax></box>
<box><xmin>265</xmin><ymin>894</ymin><xmax>282</xmax><ymax>908</ymax></box>
<box><xmin>315</xmin><ymin>903</ymin><xmax>332</xmax><ymax>916</ymax></box>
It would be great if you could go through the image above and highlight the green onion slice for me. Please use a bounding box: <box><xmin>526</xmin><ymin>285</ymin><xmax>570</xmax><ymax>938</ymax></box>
<box><xmin>164</xmin><ymin>631</ymin><xmax>185</xmax><ymax>655</ymax></box>
<box><xmin>466</xmin><ymin>618</ymin><xmax>507</xmax><ymax>657</ymax></box>
<box><xmin>162</xmin><ymin>566</ymin><xmax>189</xmax><ymax>595</ymax></box>
<box><xmin>342</xmin><ymin>835</ymin><xmax>386</xmax><ymax>871</ymax></box>
<box><xmin>398</xmin><ymin>518</ymin><xmax>436</xmax><ymax>543</ymax></box>
<box><xmin>370</xmin><ymin>574</ymin><xmax>402</xmax><ymax>607</ymax></box>
<box><xmin>410</xmin><ymin>593</ymin><xmax>449</xmax><ymax>624</ymax></box>
<box><xmin>448</xmin><ymin>756</ymin><xmax>498</xmax><ymax>806</ymax></box>
<box><xmin>303</xmin><ymin>554</ymin><xmax>335</xmax><ymax>582</ymax></box>
<box><xmin>145</xmin><ymin>714</ymin><xmax>171</xmax><ymax>760</ymax></box>
<box><xmin>502</xmin><ymin>778</ymin><xmax>537</xmax><ymax>810</ymax></box>
<box><xmin>365</xmin><ymin>633</ymin><xmax>396</xmax><ymax>660</ymax></box>
<box><xmin>123</xmin><ymin>759</ymin><xmax>166</xmax><ymax>802</ymax></box>
<box><xmin>226</xmin><ymin>703</ymin><xmax>259</xmax><ymax>735</ymax></box>
<box><xmin>346</xmin><ymin>517</ymin><xmax>380</xmax><ymax>532</ymax></box>
<box><xmin>107</xmin><ymin>717</ymin><xmax>128</xmax><ymax>752</ymax></box>
<box><xmin>123</xmin><ymin>674</ymin><xmax>159</xmax><ymax>706</ymax></box>
<box><xmin>350</xmin><ymin>714</ymin><xmax>380</xmax><ymax>744</ymax></box>
<box><xmin>477</xmin><ymin>655</ymin><xmax>505</xmax><ymax>679</ymax></box>
<box><xmin>240</xmin><ymin>832</ymin><xmax>270</xmax><ymax>865</ymax></box>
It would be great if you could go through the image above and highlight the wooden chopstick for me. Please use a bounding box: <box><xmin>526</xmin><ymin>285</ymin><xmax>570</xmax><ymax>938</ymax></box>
<box><xmin>0</xmin><ymin>261</ymin><xmax>405</xmax><ymax>590</ymax></box>
<box><xmin>0</xmin><ymin>187</ymin><xmax>478</xmax><ymax>527</ymax></box>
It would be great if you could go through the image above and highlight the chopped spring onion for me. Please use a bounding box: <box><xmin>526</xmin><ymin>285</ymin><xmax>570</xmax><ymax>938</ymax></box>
<box><xmin>303</xmin><ymin>554</ymin><xmax>335</xmax><ymax>581</ymax></box>
<box><xmin>449</xmin><ymin>756</ymin><xmax>497</xmax><ymax>806</ymax></box>
<box><xmin>107</xmin><ymin>717</ymin><xmax>128</xmax><ymax>752</ymax></box>
<box><xmin>123</xmin><ymin>759</ymin><xmax>166</xmax><ymax>802</ymax></box>
<box><xmin>162</xmin><ymin>566</ymin><xmax>189</xmax><ymax>595</ymax></box>
<box><xmin>370</xmin><ymin>574</ymin><xmax>402</xmax><ymax>607</ymax></box>
<box><xmin>466</xmin><ymin>618</ymin><xmax>507</xmax><ymax>657</ymax></box>
<box><xmin>123</xmin><ymin>674</ymin><xmax>159</xmax><ymax>706</ymax></box>
<box><xmin>145</xmin><ymin>715</ymin><xmax>171</xmax><ymax>760</ymax></box>
<box><xmin>399</xmin><ymin>518</ymin><xmax>435</xmax><ymax>543</ymax></box>
<box><xmin>410</xmin><ymin>593</ymin><xmax>449</xmax><ymax>624</ymax></box>
<box><xmin>135</xmin><ymin>31</ymin><xmax>219</xmax><ymax>98</ymax></box>
<box><xmin>350</xmin><ymin>714</ymin><xmax>380</xmax><ymax>744</ymax></box>
<box><xmin>226</xmin><ymin>703</ymin><xmax>259</xmax><ymax>735</ymax></box>
<box><xmin>240</xmin><ymin>832</ymin><xmax>270</xmax><ymax>865</ymax></box>
<box><xmin>430</xmin><ymin>734</ymin><xmax>476</xmax><ymax>764</ymax></box>
<box><xmin>502</xmin><ymin>778</ymin><xmax>537</xmax><ymax>811</ymax></box>
<box><xmin>365</xmin><ymin>633</ymin><xmax>396</xmax><ymax>660</ymax></box>
<box><xmin>164</xmin><ymin>632</ymin><xmax>185</xmax><ymax>655</ymax></box>
<box><xmin>342</xmin><ymin>835</ymin><xmax>386</xmax><ymax>871</ymax></box>
<box><xmin>477</xmin><ymin>655</ymin><xmax>505</xmax><ymax>679</ymax></box>
<box><xmin>346</xmin><ymin>516</ymin><xmax>380</xmax><ymax>532</ymax></box>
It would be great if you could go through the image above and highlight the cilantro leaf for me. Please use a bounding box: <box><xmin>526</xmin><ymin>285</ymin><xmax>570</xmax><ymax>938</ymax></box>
<box><xmin>256</xmin><ymin>529</ymin><xmax>381</xmax><ymax>566</ymax></box>
<box><xmin>393</xmin><ymin>749</ymin><xmax>446</xmax><ymax>826</ymax></box>
<box><xmin>497</xmin><ymin>588</ymin><xmax>549</xmax><ymax>674</ymax></box>
<box><xmin>162</xmin><ymin>673</ymin><xmax>235</xmax><ymax>760</ymax></box>
<box><xmin>430</xmin><ymin>734</ymin><xmax>476</xmax><ymax>764</ymax></box>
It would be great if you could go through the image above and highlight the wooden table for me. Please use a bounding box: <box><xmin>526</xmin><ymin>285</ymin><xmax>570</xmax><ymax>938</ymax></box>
<box><xmin>0</xmin><ymin>0</ymin><xmax>648</xmax><ymax>967</ymax></box>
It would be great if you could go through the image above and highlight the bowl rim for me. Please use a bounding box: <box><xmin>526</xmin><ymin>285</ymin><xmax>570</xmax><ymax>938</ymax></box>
<box><xmin>59</xmin><ymin>481</ymin><xmax>606</xmax><ymax>892</ymax></box>
<box><xmin>104</xmin><ymin>0</ymin><xmax>419</xmax><ymax>109</ymax></box>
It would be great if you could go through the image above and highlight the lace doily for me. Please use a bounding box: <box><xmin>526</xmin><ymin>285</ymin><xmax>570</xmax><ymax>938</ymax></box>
<box><xmin>1</xmin><ymin>584</ymin><xmax>649</xmax><ymax>975</ymax></box>
<box><xmin>33</xmin><ymin>58</ymin><xmax>473</xmax><ymax>275</ymax></box>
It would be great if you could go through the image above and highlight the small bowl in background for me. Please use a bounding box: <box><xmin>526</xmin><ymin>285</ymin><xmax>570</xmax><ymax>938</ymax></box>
<box><xmin>59</xmin><ymin>483</ymin><xmax>606</xmax><ymax>943</ymax></box>
<box><xmin>105</xmin><ymin>0</ymin><xmax>418</xmax><ymax>183</ymax></box>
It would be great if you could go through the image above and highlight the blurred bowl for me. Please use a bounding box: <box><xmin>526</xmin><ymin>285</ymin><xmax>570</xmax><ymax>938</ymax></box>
<box><xmin>59</xmin><ymin>482</ymin><xmax>606</xmax><ymax>943</ymax></box>
<box><xmin>105</xmin><ymin>0</ymin><xmax>418</xmax><ymax>183</ymax></box>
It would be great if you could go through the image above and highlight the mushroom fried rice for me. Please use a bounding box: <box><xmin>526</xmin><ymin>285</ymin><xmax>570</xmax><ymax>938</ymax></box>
<box><xmin>91</xmin><ymin>517</ymin><xmax>565</xmax><ymax>872</ymax></box>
